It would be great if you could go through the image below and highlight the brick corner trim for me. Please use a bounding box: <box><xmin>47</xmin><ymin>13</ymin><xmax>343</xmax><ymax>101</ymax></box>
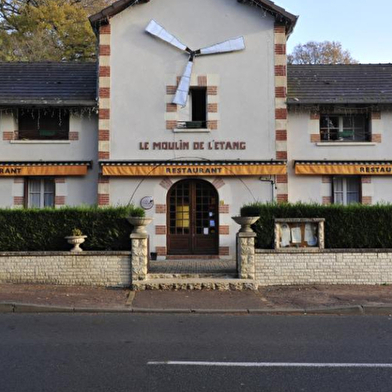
<box><xmin>3</xmin><ymin>131</ymin><xmax>14</xmax><ymax>141</ymax></box>
<box><xmin>274</xmin><ymin>23</ymin><xmax>289</xmax><ymax>204</ymax></box>
<box><xmin>219</xmin><ymin>246</ymin><xmax>230</xmax><ymax>256</ymax></box>
<box><xmin>98</xmin><ymin>20</ymin><xmax>111</xmax><ymax>162</ymax></box>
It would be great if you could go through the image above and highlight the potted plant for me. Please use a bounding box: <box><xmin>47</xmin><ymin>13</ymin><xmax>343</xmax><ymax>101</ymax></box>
<box><xmin>126</xmin><ymin>208</ymin><xmax>152</xmax><ymax>234</ymax></box>
<box><xmin>65</xmin><ymin>228</ymin><xmax>87</xmax><ymax>252</ymax></box>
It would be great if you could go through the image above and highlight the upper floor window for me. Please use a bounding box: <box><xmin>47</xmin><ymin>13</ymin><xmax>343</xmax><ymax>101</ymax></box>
<box><xmin>320</xmin><ymin>114</ymin><xmax>370</xmax><ymax>142</ymax></box>
<box><xmin>18</xmin><ymin>109</ymin><xmax>69</xmax><ymax>140</ymax></box>
<box><xmin>177</xmin><ymin>87</ymin><xmax>207</xmax><ymax>129</ymax></box>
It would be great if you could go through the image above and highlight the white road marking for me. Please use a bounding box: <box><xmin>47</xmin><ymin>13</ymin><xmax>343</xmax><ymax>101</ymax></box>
<box><xmin>148</xmin><ymin>361</ymin><xmax>392</xmax><ymax>369</ymax></box>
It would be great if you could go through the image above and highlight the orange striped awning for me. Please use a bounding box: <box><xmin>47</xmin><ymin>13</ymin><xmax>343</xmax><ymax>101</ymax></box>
<box><xmin>0</xmin><ymin>161</ymin><xmax>91</xmax><ymax>176</ymax></box>
<box><xmin>100</xmin><ymin>161</ymin><xmax>287</xmax><ymax>177</ymax></box>
<box><xmin>295</xmin><ymin>161</ymin><xmax>392</xmax><ymax>176</ymax></box>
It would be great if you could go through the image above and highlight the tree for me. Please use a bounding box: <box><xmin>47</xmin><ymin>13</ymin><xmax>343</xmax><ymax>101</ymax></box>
<box><xmin>288</xmin><ymin>41</ymin><xmax>359</xmax><ymax>65</ymax></box>
<box><xmin>0</xmin><ymin>0</ymin><xmax>114</xmax><ymax>61</ymax></box>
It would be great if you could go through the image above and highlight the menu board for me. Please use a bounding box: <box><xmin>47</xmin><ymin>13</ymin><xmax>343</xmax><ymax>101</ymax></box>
<box><xmin>278</xmin><ymin>222</ymin><xmax>318</xmax><ymax>248</ymax></box>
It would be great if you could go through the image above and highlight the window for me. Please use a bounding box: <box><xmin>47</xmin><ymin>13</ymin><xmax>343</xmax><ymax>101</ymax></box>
<box><xmin>177</xmin><ymin>87</ymin><xmax>207</xmax><ymax>129</ymax></box>
<box><xmin>18</xmin><ymin>109</ymin><xmax>69</xmax><ymax>140</ymax></box>
<box><xmin>27</xmin><ymin>178</ymin><xmax>55</xmax><ymax>208</ymax></box>
<box><xmin>320</xmin><ymin>114</ymin><xmax>370</xmax><ymax>142</ymax></box>
<box><xmin>333</xmin><ymin>177</ymin><xmax>361</xmax><ymax>205</ymax></box>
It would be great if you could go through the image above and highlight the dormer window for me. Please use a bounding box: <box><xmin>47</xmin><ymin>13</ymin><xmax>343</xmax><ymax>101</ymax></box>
<box><xmin>320</xmin><ymin>114</ymin><xmax>370</xmax><ymax>142</ymax></box>
<box><xmin>18</xmin><ymin>109</ymin><xmax>69</xmax><ymax>140</ymax></box>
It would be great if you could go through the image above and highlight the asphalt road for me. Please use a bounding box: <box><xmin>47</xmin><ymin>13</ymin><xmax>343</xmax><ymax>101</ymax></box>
<box><xmin>1</xmin><ymin>314</ymin><xmax>392</xmax><ymax>391</ymax></box>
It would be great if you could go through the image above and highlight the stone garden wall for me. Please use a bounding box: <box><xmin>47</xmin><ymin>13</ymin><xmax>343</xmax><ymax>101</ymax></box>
<box><xmin>256</xmin><ymin>249</ymin><xmax>392</xmax><ymax>286</ymax></box>
<box><xmin>0</xmin><ymin>252</ymin><xmax>131</xmax><ymax>287</ymax></box>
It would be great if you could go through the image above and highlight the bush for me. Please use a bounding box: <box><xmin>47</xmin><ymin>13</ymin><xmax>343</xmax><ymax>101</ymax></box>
<box><xmin>0</xmin><ymin>206</ymin><xmax>145</xmax><ymax>251</ymax></box>
<box><xmin>240</xmin><ymin>203</ymin><xmax>392</xmax><ymax>249</ymax></box>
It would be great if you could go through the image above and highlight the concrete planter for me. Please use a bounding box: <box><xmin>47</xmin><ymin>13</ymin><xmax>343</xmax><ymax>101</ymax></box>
<box><xmin>65</xmin><ymin>236</ymin><xmax>87</xmax><ymax>253</ymax></box>
<box><xmin>127</xmin><ymin>217</ymin><xmax>153</xmax><ymax>234</ymax></box>
<box><xmin>232</xmin><ymin>216</ymin><xmax>259</xmax><ymax>233</ymax></box>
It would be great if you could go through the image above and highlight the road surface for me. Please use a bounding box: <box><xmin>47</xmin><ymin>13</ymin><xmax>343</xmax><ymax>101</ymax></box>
<box><xmin>1</xmin><ymin>314</ymin><xmax>392</xmax><ymax>391</ymax></box>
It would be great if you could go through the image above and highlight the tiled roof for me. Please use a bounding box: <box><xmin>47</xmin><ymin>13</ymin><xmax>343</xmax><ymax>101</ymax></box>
<box><xmin>89</xmin><ymin>0</ymin><xmax>298</xmax><ymax>34</ymax></box>
<box><xmin>1</xmin><ymin>62</ymin><xmax>392</xmax><ymax>107</ymax></box>
<box><xmin>0</xmin><ymin>62</ymin><xmax>97</xmax><ymax>107</ymax></box>
<box><xmin>287</xmin><ymin>64</ymin><xmax>392</xmax><ymax>105</ymax></box>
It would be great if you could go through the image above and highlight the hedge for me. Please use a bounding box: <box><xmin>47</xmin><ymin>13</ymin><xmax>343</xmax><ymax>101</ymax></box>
<box><xmin>240</xmin><ymin>203</ymin><xmax>392</xmax><ymax>249</ymax></box>
<box><xmin>0</xmin><ymin>206</ymin><xmax>144</xmax><ymax>251</ymax></box>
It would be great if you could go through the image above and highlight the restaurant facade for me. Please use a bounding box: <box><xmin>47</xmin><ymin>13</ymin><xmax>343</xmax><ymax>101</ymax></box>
<box><xmin>0</xmin><ymin>0</ymin><xmax>392</xmax><ymax>259</ymax></box>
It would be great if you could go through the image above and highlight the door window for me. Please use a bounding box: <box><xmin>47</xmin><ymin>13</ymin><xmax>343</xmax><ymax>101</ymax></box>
<box><xmin>167</xmin><ymin>180</ymin><xmax>219</xmax><ymax>255</ymax></box>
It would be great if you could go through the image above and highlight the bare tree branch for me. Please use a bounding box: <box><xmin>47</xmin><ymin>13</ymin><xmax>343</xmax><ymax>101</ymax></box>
<box><xmin>288</xmin><ymin>41</ymin><xmax>359</xmax><ymax>65</ymax></box>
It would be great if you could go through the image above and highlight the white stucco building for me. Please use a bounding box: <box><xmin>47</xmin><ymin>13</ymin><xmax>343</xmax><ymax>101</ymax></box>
<box><xmin>0</xmin><ymin>0</ymin><xmax>391</xmax><ymax>259</ymax></box>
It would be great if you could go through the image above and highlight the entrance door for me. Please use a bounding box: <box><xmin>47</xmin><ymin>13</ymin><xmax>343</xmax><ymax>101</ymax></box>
<box><xmin>167</xmin><ymin>180</ymin><xmax>219</xmax><ymax>255</ymax></box>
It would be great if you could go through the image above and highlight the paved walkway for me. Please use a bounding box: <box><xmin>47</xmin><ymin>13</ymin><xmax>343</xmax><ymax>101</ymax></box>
<box><xmin>1</xmin><ymin>283</ymin><xmax>392</xmax><ymax>314</ymax></box>
<box><xmin>149</xmin><ymin>259</ymin><xmax>236</xmax><ymax>274</ymax></box>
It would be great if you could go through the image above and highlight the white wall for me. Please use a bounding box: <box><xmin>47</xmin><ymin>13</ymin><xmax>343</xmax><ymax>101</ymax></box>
<box><xmin>288</xmin><ymin>111</ymin><xmax>392</xmax><ymax>204</ymax></box>
<box><xmin>110</xmin><ymin>176</ymin><xmax>273</xmax><ymax>257</ymax></box>
<box><xmin>0</xmin><ymin>112</ymin><xmax>99</xmax><ymax>207</ymax></box>
<box><xmin>0</xmin><ymin>112</ymin><xmax>98</xmax><ymax>161</ymax></box>
<box><xmin>0</xmin><ymin>252</ymin><xmax>131</xmax><ymax>287</ymax></box>
<box><xmin>256</xmin><ymin>250</ymin><xmax>392</xmax><ymax>286</ymax></box>
<box><xmin>372</xmin><ymin>177</ymin><xmax>392</xmax><ymax>204</ymax></box>
<box><xmin>109</xmin><ymin>0</ymin><xmax>276</xmax><ymax>161</ymax></box>
<box><xmin>288</xmin><ymin>112</ymin><xmax>392</xmax><ymax>161</ymax></box>
<box><xmin>0</xmin><ymin>178</ymin><xmax>15</xmax><ymax>208</ymax></box>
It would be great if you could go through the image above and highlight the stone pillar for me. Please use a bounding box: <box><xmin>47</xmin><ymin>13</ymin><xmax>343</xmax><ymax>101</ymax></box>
<box><xmin>237</xmin><ymin>232</ymin><xmax>256</xmax><ymax>280</ymax></box>
<box><xmin>131</xmin><ymin>233</ymin><xmax>148</xmax><ymax>281</ymax></box>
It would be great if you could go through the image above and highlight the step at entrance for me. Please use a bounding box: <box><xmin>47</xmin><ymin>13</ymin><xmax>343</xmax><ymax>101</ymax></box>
<box><xmin>134</xmin><ymin>258</ymin><xmax>256</xmax><ymax>291</ymax></box>
<box><xmin>149</xmin><ymin>259</ymin><xmax>236</xmax><ymax>275</ymax></box>
<box><xmin>147</xmin><ymin>273</ymin><xmax>238</xmax><ymax>279</ymax></box>
<box><xmin>133</xmin><ymin>278</ymin><xmax>258</xmax><ymax>291</ymax></box>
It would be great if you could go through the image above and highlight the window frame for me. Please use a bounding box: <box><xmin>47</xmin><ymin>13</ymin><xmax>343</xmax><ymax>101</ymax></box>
<box><xmin>17</xmin><ymin>109</ymin><xmax>70</xmax><ymax>141</ymax></box>
<box><xmin>320</xmin><ymin>113</ymin><xmax>371</xmax><ymax>142</ymax></box>
<box><xmin>25</xmin><ymin>177</ymin><xmax>56</xmax><ymax>208</ymax></box>
<box><xmin>332</xmin><ymin>176</ymin><xmax>362</xmax><ymax>205</ymax></box>
<box><xmin>177</xmin><ymin>87</ymin><xmax>207</xmax><ymax>130</ymax></box>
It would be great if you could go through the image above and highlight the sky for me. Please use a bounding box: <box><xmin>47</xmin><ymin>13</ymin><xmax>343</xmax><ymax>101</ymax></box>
<box><xmin>275</xmin><ymin>0</ymin><xmax>392</xmax><ymax>64</ymax></box>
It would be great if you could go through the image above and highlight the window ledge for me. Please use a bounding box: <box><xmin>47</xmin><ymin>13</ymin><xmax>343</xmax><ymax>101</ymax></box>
<box><xmin>316</xmin><ymin>142</ymin><xmax>376</xmax><ymax>147</ymax></box>
<box><xmin>10</xmin><ymin>140</ymin><xmax>71</xmax><ymax>145</ymax></box>
<box><xmin>172</xmin><ymin>128</ymin><xmax>211</xmax><ymax>134</ymax></box>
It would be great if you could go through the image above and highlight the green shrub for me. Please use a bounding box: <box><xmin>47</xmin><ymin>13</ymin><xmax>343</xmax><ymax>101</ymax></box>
<box><xmin>128</xmin><ymin>207</ymin><xmax>146</xmax><ymax>218</ymax></box>
<box><xmin>0</xmin><ymin>206</ymin><xmax>145</xmax><ymax>251</ymax></box>
<box><xmin>241</xmin><ymin>202</ymin><xmax>392</xmax><ymax>249</ymax></box>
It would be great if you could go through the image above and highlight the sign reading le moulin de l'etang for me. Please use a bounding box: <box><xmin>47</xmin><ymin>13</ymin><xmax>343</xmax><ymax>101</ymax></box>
<box><xmin>139</xmin><ymin>141</ymin><xmax>247</xmax><ymax>151</ymax></box>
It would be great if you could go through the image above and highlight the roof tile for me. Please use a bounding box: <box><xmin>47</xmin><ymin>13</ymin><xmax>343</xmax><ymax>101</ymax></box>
<box><xmin>0</xmin><ymin>62</ymin><xmax>97</xmax><ymax>107</ymax></box>
<box><xmin>287</xmin><ymin>64</ymin><xmax>392</xmax><ymax>105</ymax></box>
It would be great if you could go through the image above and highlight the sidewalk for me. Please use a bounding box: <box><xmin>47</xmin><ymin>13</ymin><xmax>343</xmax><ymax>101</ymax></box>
<box><xmin>1</xmin><ymin>283</ymin><xmax>392</xmax><ymax>315</ymax></box>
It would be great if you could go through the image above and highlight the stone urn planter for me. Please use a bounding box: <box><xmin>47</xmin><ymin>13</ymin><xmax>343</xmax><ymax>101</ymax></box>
<box><xmin>65</xmin><ymin>235</ymin><xmax>87</xmax><ymax>252</ymax></box>
<box><xmin>232</xmin><ymin>216</ymin><xmax>260</xmax><ymax>233</ymax></box>
<box><xmin>127</xmin><ymin>217</ymin><xmax>153</xmax><ymax>234</ymax></box>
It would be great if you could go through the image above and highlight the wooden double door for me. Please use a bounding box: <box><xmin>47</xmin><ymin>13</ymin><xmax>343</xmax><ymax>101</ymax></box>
<box><xmin>167</xmin><ymin>180</ymin><xmax>219</xmax><ymax>255</ymax></box>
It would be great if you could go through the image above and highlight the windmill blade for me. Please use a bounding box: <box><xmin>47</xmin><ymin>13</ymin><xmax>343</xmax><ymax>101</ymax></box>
<box><xmin>173</xmin><ymin>60</ymin><xmax>194</xmax><ymax>107</ymax></box>
<box><xmin>197</xmin><ymin>37</ymin><xmax>245</xmax><ymax>56</ymax></box>
<box><xmin>145</xmin><ymin>20</ymin><xmax>189</xmax><ymax>53</ymax></box>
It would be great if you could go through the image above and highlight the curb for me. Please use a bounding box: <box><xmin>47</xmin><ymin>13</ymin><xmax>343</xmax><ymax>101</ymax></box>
<box><xmin>0</xmin><ymin>303</ymin><xmax>392</xmax><ymax>315</ymax></box>
<box><xmin>305</xmin><ymin>305</ymin><xmax>364</xmax><ymax>315</ymax></box>
<box><xmin>362</xmin><ymin>305</ymin><xmax>392</xmax><ymax>315</ymax></box>
<box><xmin>248</xmin><ymin>308</ymin><xmax>306</xmax><ymax>315</ymax></box>
<box><xmin>132</xmin><ymin>308</ymin><xmax>192</xmax><ymax>314</ymax></box>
